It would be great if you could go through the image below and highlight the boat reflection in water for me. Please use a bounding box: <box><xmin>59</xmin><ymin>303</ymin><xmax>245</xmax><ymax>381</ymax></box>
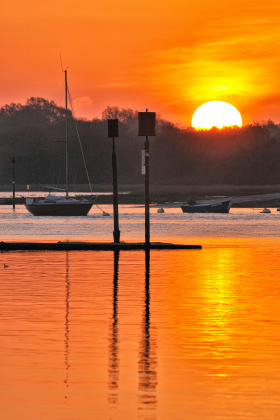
<box><xmin>138</xmin><ymin>249</ymin><xmax>157</xmax><ymax>411</ymax></box>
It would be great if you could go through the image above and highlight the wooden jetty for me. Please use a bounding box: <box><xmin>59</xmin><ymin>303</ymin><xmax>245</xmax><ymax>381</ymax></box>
<box><xmin>0</xmin><ymin>241</ymin><xmax>202</xmax><ymax>252</ymax></box>
<box><xmin>0</xmin><ymin>197</ymin><xmax>25</xmax><ymax>205</ymax></box>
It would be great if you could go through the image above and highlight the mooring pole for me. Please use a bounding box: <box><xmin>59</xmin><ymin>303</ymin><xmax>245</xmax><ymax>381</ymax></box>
<box><xmin>138</xmin><ymin>110</ymin><xmax>156</xmax><ymax>247</ymax></box>
<box><xmin>11</xmin><ymin>157</ymin><xmax>16</xmax><ymax>210</ymax></box>
<box><xmin>108</xmin><ymin>119</ymin><xmax>120</xmax><ymax>243</ymax></box>
<box><xmin>144</xmin><ymin>133</ymin><xmax>150</xmax><ymax>245</ymax></box>
<box><xmin>65</xmin><ymin>69</ymin><xmax>69</xmax><ymax>199</ymax></box>
<box><xmin>112</xmin><ymin>136</ymin><xmax>120</xmax><ymax>243</ymax></box>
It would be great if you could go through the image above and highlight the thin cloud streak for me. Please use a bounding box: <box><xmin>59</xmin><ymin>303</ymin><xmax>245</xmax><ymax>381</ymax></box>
<box><xmin>2</xmin><ymin>1</ymin><xmax>280</xmax><ymax>124</ymax></box>
<box><xmin>136</xmin><ymin>12</ymin><xmax>280</xmax><ymax>124</ymax></box>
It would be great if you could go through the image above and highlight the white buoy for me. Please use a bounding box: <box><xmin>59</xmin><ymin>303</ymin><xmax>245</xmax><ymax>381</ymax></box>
<box><xmin>103</xmin><ymin>212</ymin><xmax>110</xmax><ymax>217</ymax></box>
<box><xmin>261</xmin><ymin>208</ymin><xmax>271</xmax><ymax>213</ymax></box>
<box><xmin>277</xmin><ymin>208</ymin><xmax>280</xmax><ymax>212</ymax></box>
<box><xmin>157</xmin><ymin>208</ymin><xmax>164</xmax><ymax>213</ymax></box>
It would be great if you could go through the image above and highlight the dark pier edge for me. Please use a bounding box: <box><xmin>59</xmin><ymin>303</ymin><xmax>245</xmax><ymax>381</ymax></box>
<box><xmin>0</xmin><ymin>241</ymin><xmax>202</xmax><ymax>251</ymax></box>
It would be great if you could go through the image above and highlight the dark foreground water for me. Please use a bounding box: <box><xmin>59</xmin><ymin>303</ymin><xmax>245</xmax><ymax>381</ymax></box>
<box><xmin>0</xmin><ymin>205</ymin><xmax>280</xmax><ymax>419</ymax></box>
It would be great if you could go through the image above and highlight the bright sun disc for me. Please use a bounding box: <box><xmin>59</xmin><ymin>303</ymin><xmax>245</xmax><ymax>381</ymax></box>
<box><xmin>192</xmin><ymin>100</ymin><xmax>242</xmax><ymax>130</ymax></box>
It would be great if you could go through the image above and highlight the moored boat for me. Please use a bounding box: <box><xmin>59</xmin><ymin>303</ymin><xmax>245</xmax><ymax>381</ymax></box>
<box><xmin>260</xmin><ymin>208</ymin><xmax>271</xmax><ymax>213</ymax></box>
<box><xmin>181</xmin><ymin>197</ymin><xmax>232</xmax><ymax>213</ymax></box>
<box><xmin>26</xmin><ymin>195</ymin><xmax>95</xmax><ymax>216</ymax></box>
<box><xmin>25</xmin><ymin>70</ymin><xmax>95</xmax><ymax>216</ymax></box>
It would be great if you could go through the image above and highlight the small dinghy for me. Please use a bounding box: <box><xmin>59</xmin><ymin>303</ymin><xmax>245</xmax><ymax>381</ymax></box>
<box><xmin>261</xmin><ymin>208</ymin><xmax>271</xmax><ymax>213</ymax></box>
<box><xmin>181</xmin><ymin>198</ymin><xmax>232</xmax><ymax>213</ymax></box>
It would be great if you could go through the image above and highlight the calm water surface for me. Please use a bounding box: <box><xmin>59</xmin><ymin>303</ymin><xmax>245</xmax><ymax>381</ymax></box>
<box><xmin>0</xmin><ymin>205</ymin><xmax>280</xmax><ymax>419</ymax></box>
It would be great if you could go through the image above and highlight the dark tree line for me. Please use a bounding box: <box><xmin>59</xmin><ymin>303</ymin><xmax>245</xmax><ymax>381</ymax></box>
<box><xmin>0</xmin><ymin>98</ymin><xmax>280</xmax><ymax>187</ymax></box>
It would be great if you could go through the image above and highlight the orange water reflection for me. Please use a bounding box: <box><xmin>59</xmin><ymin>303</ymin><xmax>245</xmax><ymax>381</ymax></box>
<box><xmin>138</xmin><ymin>249</ymin><xmax>157</xmax><ymax>414</ymax></box>
<box><xmin>108</xmin><ymin>250</ymin><xmax>120</xmax><ymax>406</ymax></box>
<box><xmin>0</xmin><ymin>239</ymin><xmax>280</xmax><ymax>419</ymax></box>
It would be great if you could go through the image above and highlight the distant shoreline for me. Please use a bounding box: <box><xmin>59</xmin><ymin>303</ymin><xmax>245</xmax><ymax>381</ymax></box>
<box><xmin>1</xmin><ymin>184</ymin><xmax>280</xmax><ymax>208</ymax></box>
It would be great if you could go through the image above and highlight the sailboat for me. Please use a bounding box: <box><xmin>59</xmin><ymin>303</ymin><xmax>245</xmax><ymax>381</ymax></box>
<box><xmin>25</xmin><ymin>71</ymin><xmax>95</xmax><ymax>216</ymax></box>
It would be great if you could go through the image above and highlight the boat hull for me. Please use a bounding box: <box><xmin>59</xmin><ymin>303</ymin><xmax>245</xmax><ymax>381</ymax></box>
<box><xmin>26</xmin><ymin>203</ymin><xmax>93</xmax><ymax>216</ymax></box>
<box><xmin>181</xmin><ymin>198</ymin><xmax>232</xmax><ymax>213</ymax></box>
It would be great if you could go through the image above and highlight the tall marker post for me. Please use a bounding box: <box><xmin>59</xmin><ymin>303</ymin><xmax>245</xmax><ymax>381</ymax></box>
<box><xmin>11</xmin><ymin>157</ymin><xmax>16</xmax><ymax>210</ymax></box>
<box><xmin>138</xmin><ymin>110</ymin><xmax>156</xmax><ymax>246</ymax></box>
<box><xmin>108</xmin><ymin>119</ymin><xmax>120</xmax><ymax>243</ymax></box>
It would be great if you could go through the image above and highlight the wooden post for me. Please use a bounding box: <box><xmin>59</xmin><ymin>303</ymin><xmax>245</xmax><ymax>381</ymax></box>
<box><xmin>112</xmin><ymin>137</ymin><xmax>120</xmax><ymax>243</ymax></box>
<box><xmin>144</xmin><ymin>135</ymin><xmax>150</xmax><ymax>245</ymax></box>
<box><xmin>138</xmin><ymin>110</ymin><xmax>156</xmax><ymax>247</ymax></box>
<box><xmin>11</xmin><ymin>157</ymin><xmax>16</xmax><ymax>210</ymax></box>
<box><xmin>108</xmin><ymin>119</ymin><xmax>120</xmax><ymax>243</ymax></box>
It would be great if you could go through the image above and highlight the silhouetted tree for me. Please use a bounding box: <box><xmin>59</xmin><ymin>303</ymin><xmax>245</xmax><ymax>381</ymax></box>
<box><xmin>1</xmin><ymin>99</ymin><xmax>280</xmax><ymax>187</ymax></box>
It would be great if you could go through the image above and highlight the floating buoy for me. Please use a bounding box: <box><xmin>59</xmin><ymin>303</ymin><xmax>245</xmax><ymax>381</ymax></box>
<box><xmin>103</xmin><ymin>212</ymin><xmax>110</xmax><ymax>217</ymax></box>
<box><xmin>277</xmin><ymin>208</ymin><xmax>280</xmax><ymax>212</ymax></box>
<box><xmin>157</xmin><ymin>208</ymin><xmax>165</xmax><ymax>213</ymax></box>
<box><xmin>261</xmin><ymin>208</ymin><xmax>271</xmax><ymax>213</ymax></box>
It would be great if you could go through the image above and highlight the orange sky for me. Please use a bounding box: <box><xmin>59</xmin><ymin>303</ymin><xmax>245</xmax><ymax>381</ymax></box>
<box><xmin>2</xmin><ymin>0</ymin><xmax>280</xmax><ymax>126</ymax></box>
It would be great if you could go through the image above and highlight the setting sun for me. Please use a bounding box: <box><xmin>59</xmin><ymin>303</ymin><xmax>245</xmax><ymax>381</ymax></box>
<box><xmin>192</xmin><ymin>101</ymin><xmax>242</xmax><ymax>130</ymax></box>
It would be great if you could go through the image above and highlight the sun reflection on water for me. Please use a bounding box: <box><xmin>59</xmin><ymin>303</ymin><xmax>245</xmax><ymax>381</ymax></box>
<box><xmin>1</xmin><ymin>237</ymin><xmax>280</xmax><ymax>419</ymax></box>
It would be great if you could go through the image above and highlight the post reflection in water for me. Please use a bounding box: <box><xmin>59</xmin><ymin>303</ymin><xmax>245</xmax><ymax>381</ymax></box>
<box><xmin>64</xmin><ymin>251</ymin><xmax>70</xmax><ymax>402</ymax></box>
<box><xmin>2</xmin><ymin>240</ymin><xmax>280</xmax><ymax>419</ymax></box>
<box><xmin>108</xmin><ymin>250</ymin><xmax>120</xmax><ymax>405</ymax></box>
<box><xmin>138</xmin><ymin>248</ymin><xmax>158</xmax><ymax>412</ymax></box>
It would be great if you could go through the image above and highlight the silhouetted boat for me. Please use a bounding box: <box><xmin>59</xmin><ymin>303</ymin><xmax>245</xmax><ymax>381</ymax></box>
<box><xmin>260</xmin><ymin>208</ymin><xmax>271</xmax><ymax>213</ymax></box>
<box><xmin>181</xmin><ymin>198</ymin><xmax>232</xmax><ymax>213</ymax></box>
<box><xmin>26</xmin><ymin>194</ymin><xmax>94</xmax><ymax>216</ymax></box>
<box><xmin>25</xmin><ymin>70</ymin><xmax>95</xmax><ymax>216</ymax></box>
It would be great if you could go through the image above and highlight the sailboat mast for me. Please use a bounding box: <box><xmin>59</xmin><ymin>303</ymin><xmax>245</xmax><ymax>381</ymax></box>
<box><xmin>65</xmin><ymin>70</ymin><xmax>69</xmax><ymax>198</ymax></box>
